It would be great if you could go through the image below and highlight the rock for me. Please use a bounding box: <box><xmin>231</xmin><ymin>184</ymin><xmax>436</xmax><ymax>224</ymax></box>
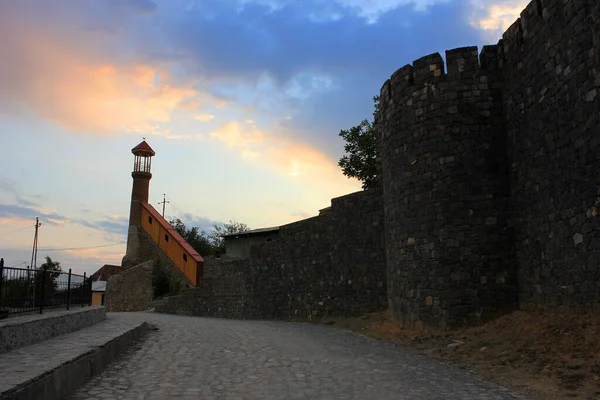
<box><xmin>447</xmin><ymin>340</ymin><xmax>464</xmax><ymax>348</ymax></box>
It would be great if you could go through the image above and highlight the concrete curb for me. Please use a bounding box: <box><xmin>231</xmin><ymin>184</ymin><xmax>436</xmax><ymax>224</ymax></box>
<box><xmin>0</xmin><ymin>321</ymin><xmax>148</xmax><ymax>400</ymax></box>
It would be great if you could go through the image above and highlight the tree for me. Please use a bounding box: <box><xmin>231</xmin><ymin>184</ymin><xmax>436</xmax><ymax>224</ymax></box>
<box><xmin>40</xmin><ymin>256</ymin><xmax>62</xmax><ymax>274</ymax></box>
<box><xmin>0</xmin><ymin>257</ymin><xmax>63</xmax><ymax>308</ymax></box>
<box><xmin>37</xmin><ymin>256</ymin><xmax>62</xmax><ymax>298</ymax></box>
<box><xmin>169</xmin><ymin>218</ymin><xmax>250</xmax><ymax>257</ymax></box>
<box><xmin>169</xmin><ymin>218</ymin><xmax>214</xmax><ymax>256</ymax></box>
<box><xmin>338</xmin><ymin>95</ymin><xmax>381</xmax><ymax>190</ymax></box>
<box><xmin>209</xmin><ymin>221</ymin><xmax>251</xmax><ymax>257</ymax></box>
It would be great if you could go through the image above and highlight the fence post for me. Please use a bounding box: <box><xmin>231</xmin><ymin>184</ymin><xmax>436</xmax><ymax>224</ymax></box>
<box><xmin>39</xmin><ymin>266</ymin><xmax>47</xmax><ymax>314</ymax></box>
<box><xmin>0</xmin><ymin>258</ymin><xmax>4</xmax><ymax>304</ymax></box>
<box><xmin>88</xmin><ymin>277</ymin><xmax>92</xmax><ymax>306</ymax></box>
<box><xmin>83</xmin><ymin>272</ymin><xmax>87</xmax><ymax>307</ymax></box>
<box><xmin>66</xmin><ymin>269</ymin><xmax>72</xmax><ymax>310</ymax></box>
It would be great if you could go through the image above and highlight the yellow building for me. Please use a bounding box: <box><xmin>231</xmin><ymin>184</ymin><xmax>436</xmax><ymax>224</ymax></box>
<box><xmin>92</xmin><ymin>281</ymin><xmax>107</xmax><ymax>306</ymax></box>
<box><xmin>140</xmin><ymin>202</ymin><xmax>203</xmax><ymax>286</ymax></box>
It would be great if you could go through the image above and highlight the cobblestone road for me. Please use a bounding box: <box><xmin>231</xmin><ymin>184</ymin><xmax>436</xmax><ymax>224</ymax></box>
<box><xmin>70</xmin><ymin>312</ymin><xmax>526</xmax><ymax>400</ymax></box>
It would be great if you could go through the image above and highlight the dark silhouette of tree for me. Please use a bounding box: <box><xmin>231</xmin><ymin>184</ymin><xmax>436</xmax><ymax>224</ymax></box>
<box><xmin>209</xmin><ymin>221</ymin><xmax>251</xmax><ymax>256</ymax></box>
<box><xmin>37</xmin><ymin>256</ymin><xmax>62</xmax><ymax>300</ymax></box>
<box><xmin>170</xmin><ymin>218</ymin><xmax>214</xmax><ymax>256</ymax></box>
<box><xmin>338</xmin><ymin>95</ymin><xmax>381</xmax><ymax>190</ymax></box>
<box><xmin>169</xmin><ymin>219</ymin><xmax>251</xmax><ymax>257</ymax></box>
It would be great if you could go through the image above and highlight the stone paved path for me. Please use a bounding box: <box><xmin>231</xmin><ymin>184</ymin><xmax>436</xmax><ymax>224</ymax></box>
<box><xmin>70</xmin><ymin>312</ymin><xmax>527</xmax><ymax>400</ymax></box>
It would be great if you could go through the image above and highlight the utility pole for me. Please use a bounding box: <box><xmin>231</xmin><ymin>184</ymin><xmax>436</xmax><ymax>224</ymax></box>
<box><xmin>158</xmin><ymin>194</ymin><xmax>170</xmax><ymax>218</ymax></box>
<box><xmin>29</xmin><ymin>217</ymin><xmax>41</xmax><ymax>271</ymax></box>
<box><xmin>29</xmin><ymin>217</ymin><xmax>41</xmax><ymax>305</ymax></box>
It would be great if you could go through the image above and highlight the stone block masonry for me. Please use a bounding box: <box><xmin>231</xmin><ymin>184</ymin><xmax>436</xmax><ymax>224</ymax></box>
<box><xmin>0</xmin><ymin>307</ymin><xmax>106</xmax><ymax>354</ymax></box>
<box><xmin>379</xmin><ymin>47</ymin><xmax>517</xmax><ymax>328</ymax></box>
<box><xmin>107</xmin><ymin>227</ymin><xmax>195</xmax><ymax>312</ymax></box>
<box><xmin>378</xmin><ymin>0</ymin><xmax>600</xmax><ymax>328</ymax></box>
<box><xmin>106</xmin><ymin>260</ymin><xmax>154</xmax><ymax>312</ymax></box>
<box><xmin>500</xmin><ymin>0</ymin><xmax>600</xmax><ymax>314</ymax></box>
<box><xmin>156</xmin><ymin>189</ymin><xmax>388</xmax><ymax>320</ymax></box>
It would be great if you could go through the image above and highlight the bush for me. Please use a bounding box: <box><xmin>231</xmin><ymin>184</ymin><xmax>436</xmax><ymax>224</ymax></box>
<box><xmin>152</xmin><ymin>264</ymin><xmax>171</xmax><ymax>299</ymax></box>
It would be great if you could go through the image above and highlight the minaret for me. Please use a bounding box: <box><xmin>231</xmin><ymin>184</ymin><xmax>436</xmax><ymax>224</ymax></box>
<box><xmin>122</xmin><ymin>140</ymin><xmax>155</xmax><ymax>267</ymax></box>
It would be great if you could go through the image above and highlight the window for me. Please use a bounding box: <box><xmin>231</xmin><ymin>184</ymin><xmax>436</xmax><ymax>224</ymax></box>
<box><xmin>148</xmin><ymin>216</ymin><xmax>153</xmax><ymax>224</ymax></box>
<box><xmin>164</xmin><ymin>234</ymin><xmax>169</xmax><ymax>243</ymax></box>
<box><xmin>101</xmin><ymin>294</ymin><xmax>105</xmax><ymax>306</ymax></box>
<box><xmin>183</xmin><ymin>254</ymin><xmax>188</xmax><ymax>262</ymax></box>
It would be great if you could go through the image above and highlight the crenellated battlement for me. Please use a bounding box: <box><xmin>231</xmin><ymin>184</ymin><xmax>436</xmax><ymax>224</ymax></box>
<box><xmin>379</xmin><ymin>0</ymin><xmax>600</xmax><ymax>328</ymax></box>
<box><xmin>381</xmin><ymin>46</ymin><xmax>501</xmax><ymax>104</ymax></box>
<box><xmin>384</xmin><ymin>0</ymin><xmax>597</xmax><ymax>107</ymax></box>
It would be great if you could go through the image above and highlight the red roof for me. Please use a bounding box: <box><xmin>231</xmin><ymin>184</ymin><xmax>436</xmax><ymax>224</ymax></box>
<box><xmin>141</xmin><ymin>202</ymin><xmax>204</xmax><ymax>263</ymax></box>
<box><xmin>131</xmin><ymin>140</ymin><xmax>156</xmax><ymax>156</ymax></box>
<box><xmin>90</xmin><ymin>264</ymin><xmax>121</xmax><ymax>281</ymax></box>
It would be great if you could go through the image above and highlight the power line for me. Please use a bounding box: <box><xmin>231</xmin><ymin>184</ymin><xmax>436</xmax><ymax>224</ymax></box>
<box><xmin>38</xmin><ymin>241</ymin><xmax>126</xmax><ymax>252</ymax></box>
<box><xmin>164</xmin><ymin>194</ymin><xmax>185</xmax><ymax>220</ymax></box>
<box><xmin>0</xmin><ymin>225</ymin><xmax>31</xmax><ymax>237</ymax></box>
<box><xmin>158</xmin><ymin>193</ymin><xmax>170</xmax><ymax>218</ymax></box>
<box><xmin>8</xmin><ymin>261</ymin><xmax>27</xmax><ymax>268</ymax></box>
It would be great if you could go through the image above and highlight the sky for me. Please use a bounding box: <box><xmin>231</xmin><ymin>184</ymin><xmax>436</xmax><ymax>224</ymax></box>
<box><xmin>0</xmin><ymin>0</ymin><xmax>528</xmax><ymax>276</ymax></box>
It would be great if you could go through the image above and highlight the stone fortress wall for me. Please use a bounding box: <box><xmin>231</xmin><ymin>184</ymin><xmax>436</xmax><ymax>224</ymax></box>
<box><xmin>155</xmin><ymin>189</ymin><xmax>388</xmax><ymax>320</ymax></box>
<box><xmin>379</xmin><ymin>0</ymin><xmax>600</xmax><ymax>328</ymax></box>
<box><xmin>142</xmin><ymin>0</ymin><xmax>600</xmax><ymax>329</ymax></box>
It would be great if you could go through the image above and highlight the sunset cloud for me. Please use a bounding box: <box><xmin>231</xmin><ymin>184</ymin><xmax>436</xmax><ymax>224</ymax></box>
<box><xmin>0</xmin><ymin>2</ymin><xmax>207</xmax><ymax>136</ymax></box>
<box><xmin>194</xmin><ymin>114</ymin><xmax>216</xmax><ymax>122</ymax></box>
<box><xmin>0</xmin><ymin>33</ymin><xmax>198</xmax><ymax>134</ymax></box>
<box><xmin>210</xmin><ymin>122</ymin><xmax>266</xmax><ymax>148</ymax></box>
<box><xmin>469</xmin><ymin>0</ymin><xmax>527</xmax><ymax>34</ymax></box>
<box><xmin>209</xmin><ymin>119</ymin><xmax>361</xmax><ymax>195</ymax></box>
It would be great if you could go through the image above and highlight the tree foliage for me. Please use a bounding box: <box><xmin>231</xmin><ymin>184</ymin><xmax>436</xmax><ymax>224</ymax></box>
<box><xmin>169</xmin><ymin>218</ymin><xmax>250</xmax><ymax>257</ymax></box>
<box><xmin>38</xmin><ymin>256</ymin><xmax>62</xmax><ymax>295</ymax></box>
<box><xmin>170</xmin><ymin>218</ymin><xmax>214</xmax><ymax>256</ymax></box>
<box><xmin>209</xmin><ymin>220</ymin><xmax>251</xmax><ymax>256</ymax></box>
<box><xmin>0</xmin><ymin>256</ymin><xmax>62</xmax><ymax>307</ymax></box>
<box><xmin>40</xmin><ymin>256</ymin><xmax>62</xmax><ymax>274</ymax></box>
<box><xmin>338</xmin><ymin>95</ymin><xmax>381</xmax><ymax>190</ymax></box>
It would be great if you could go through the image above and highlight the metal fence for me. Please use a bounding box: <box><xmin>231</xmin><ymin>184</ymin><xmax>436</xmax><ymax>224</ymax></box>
<box><xmin>0</xmin><ymin>265</ymin><xmax>92</xmax><ymax>317</ymax></box>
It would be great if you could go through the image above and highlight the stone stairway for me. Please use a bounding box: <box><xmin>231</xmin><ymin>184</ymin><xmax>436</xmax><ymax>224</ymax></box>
<box><xmin>0</xmin><ymin>307</ymin><xmax>149</xmax><ymax>400</ymax></box>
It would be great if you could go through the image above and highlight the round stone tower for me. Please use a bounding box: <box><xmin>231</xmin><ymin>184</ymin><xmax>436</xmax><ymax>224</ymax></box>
<box><xmin>379</xmin><ymin>46</ymin><xmax>518</xmax><ymax>328</ymax></box>
<box><xmin>122</xmin><ymin>140</ymin><xmax>155</xmax><ymax>267</ymax></box>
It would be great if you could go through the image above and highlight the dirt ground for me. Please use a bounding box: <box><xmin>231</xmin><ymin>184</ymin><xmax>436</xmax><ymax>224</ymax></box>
<box><xmin>320</xmin><ymin>311</ymin><xmax>600</xmax><ymax>400</ymax></box>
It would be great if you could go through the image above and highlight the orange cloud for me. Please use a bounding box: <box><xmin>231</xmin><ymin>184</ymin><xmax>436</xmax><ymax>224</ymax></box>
<box><xmin>470</xmin><ymin>1</ymin><xmax>527</xmax><ymax>34</ymax></box>
<box><xmin>194</xmin><ymin>114</ymin><xmax>216</xmax><ymax>122</ymax></box>
<box><xmin>210</xmin><ymin>122</ymin><xmax>265</xmax><ymax>148</ymax></box>
<box><xmin>0</xmin><ymin>19</ymin><xmax>204</xmax><ymax>135</ymax></box>
<box><xmin>0</xmin><ymin>217</ymin><xmax>32</xmax><ymax>227</ymax></box>
<box><xmin>209</xmin><ymin>120</ymin><xmax>361</xmax><ymax>197</ymax></box>
<box><xmin>63</xmin><ymin>246</ymin><xmax>124</xmax><ymax>261</ymax></box>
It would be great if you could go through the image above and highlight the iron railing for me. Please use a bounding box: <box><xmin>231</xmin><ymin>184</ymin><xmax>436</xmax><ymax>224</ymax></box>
<box><xmin>0</xmin><ymin>265</ymin><xmax>92</xmax><ymax>318</ymax></box>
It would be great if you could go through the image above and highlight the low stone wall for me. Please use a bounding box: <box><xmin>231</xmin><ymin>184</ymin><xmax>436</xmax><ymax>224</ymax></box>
<box><xmin>0</xmin><ymin>307</ymin><xmax>106</xmax><ymax>353</ymax></box>
<box><xmin>106</xmin><ymin>261</ymin><xmax>154</xmax><ymax>312</ymax></box>
<box><xmin>107</xmin><ymin>247</ymin><xmax>193</xmax><ymax>312</ymax></box>
<box><xmin>0</xmin><ymin>315</ymin><xmax>148</xmax><ymax>400</ymax></box>
<box><xmin>136</xmin><ymin>228</ymin><xmax>193</xmax><ymax>293</ymax></box>
<box><xmin>156</xmin><ymin>189</ymin><xmax>387</xmax><ymax>321</ymax></box>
